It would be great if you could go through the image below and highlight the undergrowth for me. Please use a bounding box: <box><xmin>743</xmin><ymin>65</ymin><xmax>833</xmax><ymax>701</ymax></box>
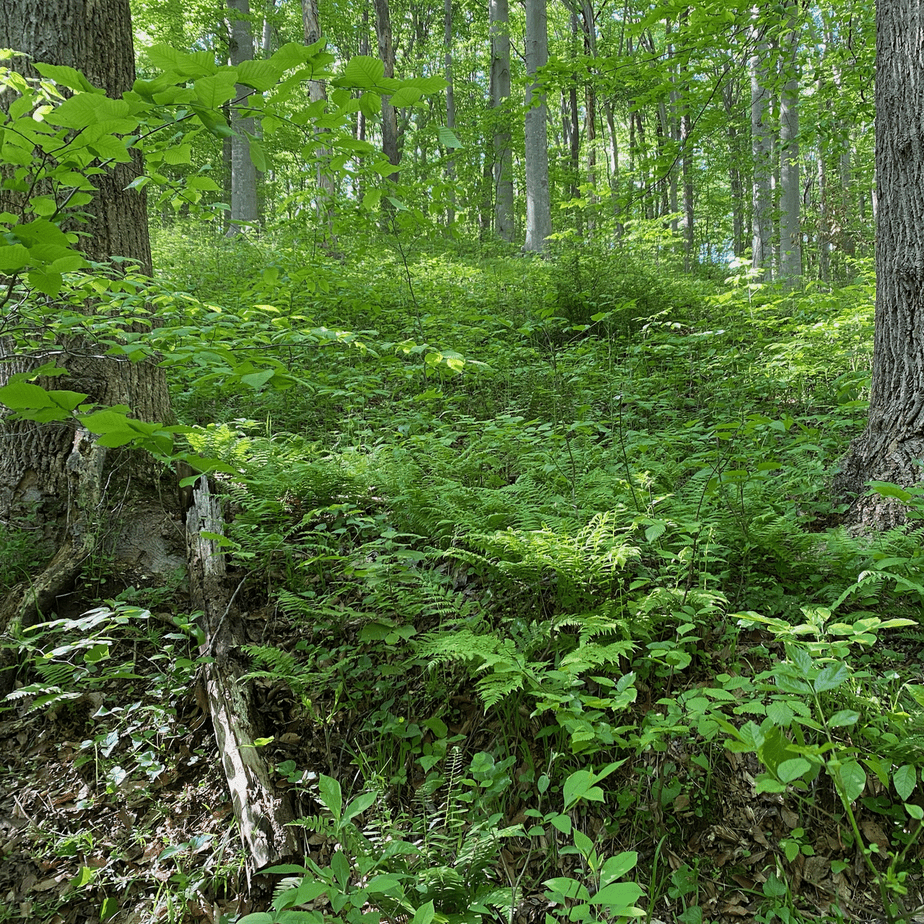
<box><xmin>11</xmin><ymin>229</ymin><xmax>924</xmax><ymax>923</ymax></box>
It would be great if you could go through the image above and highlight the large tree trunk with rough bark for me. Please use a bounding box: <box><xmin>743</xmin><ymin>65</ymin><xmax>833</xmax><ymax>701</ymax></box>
<box><xmin>0</xmin><ymin>0</ymin><xmax>177</xmax><ymax>638</ymax></box>
<box><xmin>834</xmin><ymin>0</ymin><xmax>924</xmax><ymax>526</ymax></box>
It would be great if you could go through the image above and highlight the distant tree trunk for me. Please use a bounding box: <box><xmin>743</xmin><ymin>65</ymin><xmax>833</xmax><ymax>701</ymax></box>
<box><xmin>779</xmin><ymin>0</ymin><xmax>802</xmax><ymax>286</ymax></box>
<box><xmin>302</xmin><ymin>0</ymin><xmax>335</xmax><ymax>230</ymax></box>
<box><xmin>490</xmin><ymin>0</ymin><xmax>514</xmax><ymax>240</ymax></box>
<box><xmin>723</xmin><ymin>79</ymin><xmax>747</xmax><ymax>258</ymax></box>
<box><xmin>524</xmin><ymin>0</ymin><xmax>551</xmax><ymax>252</ymax></box>
<box><xmin>679</xmin><ymin>11</ymin><xmax>693</xmax><ymax>270</ymax></box>
<box><xmin>834</xmin><ymin>0</ymin><xmax>924</xmax><ymax>525</ymax></box>
<box><xmin>0</xmin><ymin>0</ymin><xmax>174</xmax><ymax>629</ymax></box>
<box><xmin>750</xmin><ymin>8</ymin><xmax>773</xmax><ymax>279</ymax></box>
<box><xmin>579</xmin><ymin>0</ymin><xmax>597</xmax><ymax>232</ymax></box>
<box><xmin>227</xmin><ymin>0</ymin><xmax>259</xmax><ymax>234</ymax></box>
<box><xmin>444</xmin><ymin>0</ymin><xmax>456</xmax><ymax>226</ymax></box>
<box><xmin>373</xmin><ymin>0</ymin><xmax>400</xmax><ymax>181</ymax></box>
<box><xmin>567</xmin><ymin>9</ymin><xmax>581</xmax><ymax>219</ymax></box>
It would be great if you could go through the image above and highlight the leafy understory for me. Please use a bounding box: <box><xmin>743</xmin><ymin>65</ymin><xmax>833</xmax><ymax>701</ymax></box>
<box><xmin>4</xmin><ymin>229</ymin><xmax>924</xmax><ymax>924</ymax></box>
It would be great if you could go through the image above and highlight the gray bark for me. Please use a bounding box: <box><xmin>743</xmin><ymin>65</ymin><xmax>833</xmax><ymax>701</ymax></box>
<box><xmin>374</xmin><ymin>0</ymin><xmax>400</xmax><ymax>181</ymax></box>
<box><xmin>445</xmin><ymin>0</ymin><xmax>456</xmax><ymax>226</ymax></box>
<box><xmin>302</xmin><ymin>0</ymin><xmax>336</xmax><ymax>225</ymax></box>
<box><xmin>490</xmin><ymin>0</ymin><xmax>514</xmax><ymax>241</ymax></box>
<box><xmin>524</xmin><ymin>0</ymin><xmax>551</xmax><ymax>252</ymax></box>
<box><xmin>750</xmin><ymin>8</ymin><xmax>773</xmax><ymax>279</ymax></box>
<box><xmin>779</xmin><ymin>0</ymin><xmax>802</xmax><ymax>286</ymax></box>
<box><xmin>0</xmin><ymin>0</ymin><xmax>174</xmax><ymax>635</ymax></box>
<box><xmin>227</xmin><ymin>0</ymin><xmax>259</xmax><ymax>233</ymax></box>
<box><xmin>835</xmin><ymin>0</ymin><xmax>924</xmax><ymax>525</ymax></box>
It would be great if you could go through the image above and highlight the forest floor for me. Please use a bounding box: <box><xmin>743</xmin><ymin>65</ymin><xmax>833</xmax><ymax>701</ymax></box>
<box><xmin>2</xmin><ymin>233</ymin><xmax>924</xmax><ymax>924</ymax></box>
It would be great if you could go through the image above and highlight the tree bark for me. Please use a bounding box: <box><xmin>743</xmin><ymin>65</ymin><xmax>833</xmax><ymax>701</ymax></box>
<box><xmin>489</xmin><ymin>0</ymin><xmax>514</xmax><ymax>241</ymax></box>
<box><xmin>444</xmin><ymin>0</ymin><xmax>456</xmax><ymax>226</ymax></box>
<box><xmin>523</xmin><ymin>0</ymin><xmax>551</xmax><ymax>252</ymax></box>
<box><xmin>0</xmin><ymin>0</ymin><xmax>174</xmax><ymax>645</ymax></box>
<box><xmin>186</xmin><ymin>479</ymin><xmax>300</xmax><ymax>879</ymax></box>
<box><xmin>750</xmin><ymin>7</ymin><xmax>773</xmax><ymax>280</ymax></box>
<box><xmin>227</xmin><ymin>0</ymin><xmax>259</xmax><ymax>234</ymax></box>
<box><xmin>302</xmin><ymin>0</ymin><xmax>336</xmax><ymax>231</ymax></box>
<box><xmin>373</xmin><ymin>0</ymin><xmax>401</xmax><ymax>181</ymax></box>
<box><xmin>779</xmin><ymin>0</ymin><xmax>802</xmax><ymax>286</ymax></box>
<box><xmin>834</xmin><ymin>0</ymin><xmax>924</xmax><ymax>524</ymax></box>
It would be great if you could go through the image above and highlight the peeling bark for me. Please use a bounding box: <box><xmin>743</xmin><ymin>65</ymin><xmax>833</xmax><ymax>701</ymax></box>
<box><xmin>187</xmin><ymin>478</ymin><xmax>301</xmax><ymax>877</ymax></box>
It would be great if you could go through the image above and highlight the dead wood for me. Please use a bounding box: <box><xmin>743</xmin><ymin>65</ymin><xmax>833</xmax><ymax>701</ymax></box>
<box><xmin>185</xmin><ymin>476</ymin><xmax>301</xmax><ymax>883</ymax></box>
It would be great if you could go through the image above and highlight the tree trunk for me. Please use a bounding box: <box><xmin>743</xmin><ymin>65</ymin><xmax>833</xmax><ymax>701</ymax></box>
<box><xmin>373</xmin><ymin>0</ymin><xmax>401</xmax><ymax>181</ymax></box>
<box><xmin>524</xmin><ymin>0</ymin><xmax>551</xmax><ymax>252</ymax></box>
<box><xmin>723</xmin><ymin>79</ymin><xmax>747</xmax><ymax>258</ymax></box>
<box><xmin>779</xmin><ymin>0</ymin><xmax>802</xmax><ymax>286</ymax></box>
<box><xmin>490</xmin><ymin>0</ymin><xmax>514</xmax><ymax>241</ymax></box>
<box><xmin>0</xmin><ymin>0</ymin><xmax>174</xmax><ymax>640</ymax></box>
<box><xmin>834</xmin><ymin>0</ymin><xmax>924</xmax><ymax>525</ymax></box>
<box><xmin>227</xmin><ymin>0</ymin><xmax>259</xmax><ymax>234</ymax></box>
<box><xmin>302</xmin><ymin>0</ymin><xmax>336</xmax><ymax>228</ymax></box>
<box><xmin>444</xmin><ymin>0</ymin><xmax>456</xmax><ymax>226</ymax></box>
<box><xmin>750</xmin><ymin>8</ymin><xmax>773</xmax><ymax>280</ymax></box>
<box><xmin>679</xmin><ymin>12</ymin><xmax>694</xmax><ymax>271</ymax></box>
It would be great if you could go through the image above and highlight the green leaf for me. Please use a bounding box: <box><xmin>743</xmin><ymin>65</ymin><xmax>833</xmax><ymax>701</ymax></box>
<box><xmin>591</xmin><ymin>881</ymin><xmax>644</xmax><ymax>907</ymax></box>
<box><xmin>827</xmin><ymin>709</ymin><xmax>860</xmax><ymax>728</ymax></box>
<box><xmin>389</xmin><ymin>87</ymin><xmax>423</xmax><ymax>108</ymax></box>
<box><xmin>344</xmin><ymin>790</ymin><xmax>377</xmax><ymax>822</ymax></box>
<box><xmin>573</xmin><ymin>829</ymin><xmax>594</xmax><ymax>859</ymax></box>
<box><xmin>894</xmin><ymin>764</ymin><xmax>916</xmax><ymax>802</ymax></box>
<box><xmin>599</xmin><ymin>851</ymin><xmax>638</xmax><ymax>886</ymax></box>
<box><xmin>813</xmin><ymin>662</ymin><xmax>849</xmax><ymax>693</ymax></box>
<box><xmin>0</xmin><ymin>244</ymin><xmax>30</xmax><ymax>273</ymax></box>
<box><xmin>777</xmin><ymin>758</ymin><xmax>812</xmax><ymax>783</ymax></box>
<box><xmin>195</xmin><ymin>73</ymin><xmax>237</xmax><ymax>108</ymax></box>
<box><xmin>241</xmin><ymin>369</ymin><xmax>275</xmax><ymax>389</ymax></box>
<box><xmin>0</xmin><ymin>381</ymin><xmax>53</xmax><ymax>410</ymax></box>
<box><xmin>34</xmin><ymin>63</ymin><xmax>98</xmax><ymax>93</ymax></box>
<box><xmin>868</xmin><ymin>481</ymin><xmax>913</xmax><ymax>502</ymax></box>
<box><xmin>237</xmin><ymin>59</ymin><xmax>282</xmax><ymax>91</ymax></box>
<box><xmin>544</xmin><ymin>877</ymin><xmax>589</xmax><ymax>901</ymax></box>
<box><xmin>563</xmin><ymin>769</ymin><xmax>605</xmax><ymax>810</ymax></box>
<box><xmin>163</xmin><ymin>144</ymin><xmax>193</xmax><ymax>166</ymax></box>
<box><xmin>338</xmin><ymin>56</ymin><xmax>385</xmax><ymax>89</ymax></box>
<box><xmin>48</xmin><ymin>94</ymin><xmax>132</xmax><ymax>129</ymax></box>
<box><xmin>438</xmin><ymin>125</ymin><xmax>463</xmax><ymax>148</ymax></box>
<box><xmin>248</xmin><ymin>137</ymin><xmax>267</xmax><ymax>172</ymax></box>
<box><xmin>71</xmin><ymin>866</ymin><xmax>97</xmax><ymax>889</ymax></box>
<box><xmin>835</xmin><ymin>759</ymin><xmax>866</xmax><ymax>804</ymax></box>
<box><xmin>410</xmin><ymin>900</ymin><xmax>435</xmax><ymax>924</ymax></box>
<box><xmin>146</xmin><ymin>45</ymin><xmax>215</xmax><ymax>79</ymax></box>
<box><xmin>318</xmin><ymin>774</ymin><xmax>342</xmax><ymax>821</ymax></box>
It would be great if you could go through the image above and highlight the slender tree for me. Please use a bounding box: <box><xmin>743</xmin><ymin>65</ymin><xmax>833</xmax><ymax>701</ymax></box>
<box><xmin>524</xmin><ymin>0</ymin><xmax>551</xmax><ymax>251</ymax></box>
<box><xmin>373</xmin><ymin>0</ymin><xmax>401</xmax><ymax>180</ymax></box>
<box><xmin>490</xmin><ymin>0</ymin><xmax>514</xmax><ymax>240</ymax></box>
<box><xmin>302</xmin><ymin>0</ymin><xmax>336</xmax><ymax>225</ymax></box>
<box><xmin>750</xmin><ymin>7</ymin><xmax>773</xmax><ymax>278</ymax></box>
<box><xmin>227</xmin><ymin>0</ymin><xmax>259</xmax><ymax>233</ymax></box>
<box><xmin>779</xmin><ymin>0</ymin><xmax>802</xmax><ymax>285</ymax></box>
